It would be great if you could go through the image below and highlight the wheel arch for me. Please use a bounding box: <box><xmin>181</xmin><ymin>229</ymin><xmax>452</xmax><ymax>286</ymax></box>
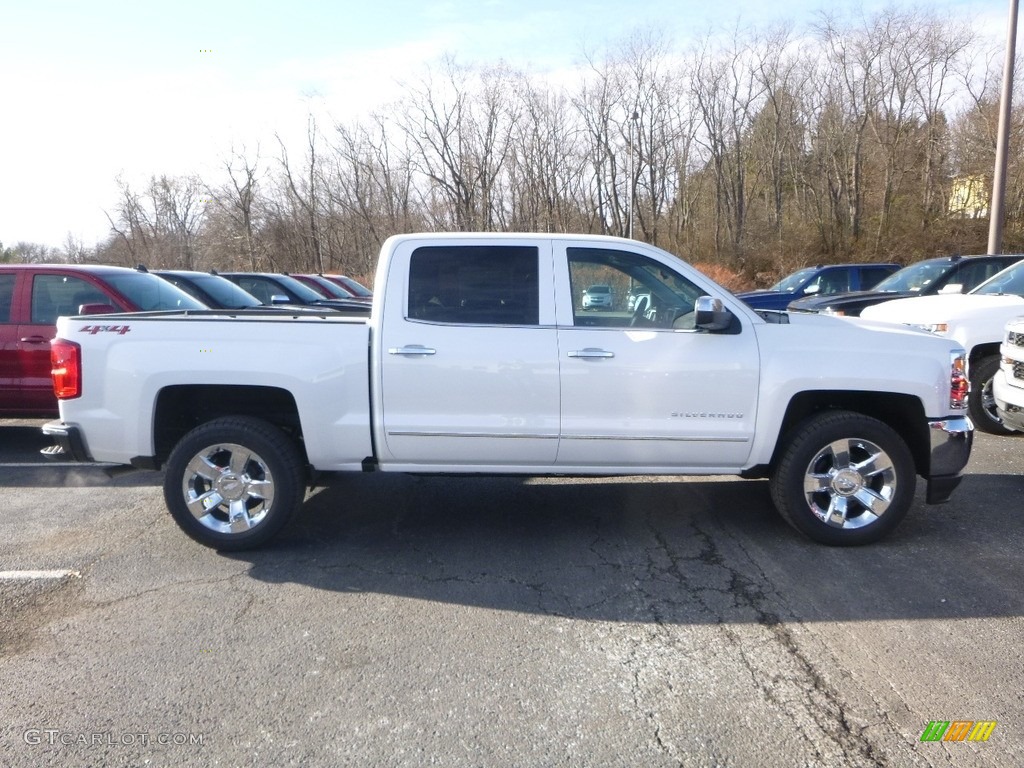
<box><xmin>969</xmin><ymin>342</ymin><xmax>1000</xmax><ymax>368</ymax></box>
<box><xmin>151</xmin><ymin>384</ymin><xmax>306</xmax><ymax>468</ymax></box>
<box><xmin>766</xmin><ymin>391</ymin><xmax>929</xmax><ymax>476</ymax></box>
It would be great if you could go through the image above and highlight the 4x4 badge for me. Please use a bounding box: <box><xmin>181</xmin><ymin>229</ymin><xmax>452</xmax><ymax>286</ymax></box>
<box><xmin>78</xmin><ymin>325</ymin><xmax>131</xmax><ymax>335</ymax></box>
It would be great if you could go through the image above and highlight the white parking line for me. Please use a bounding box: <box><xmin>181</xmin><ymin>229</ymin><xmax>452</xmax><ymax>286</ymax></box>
<box><xmin>0</xmin><ymin>570</ymin><xmax>82</xmax><ymax>580</ymax></box>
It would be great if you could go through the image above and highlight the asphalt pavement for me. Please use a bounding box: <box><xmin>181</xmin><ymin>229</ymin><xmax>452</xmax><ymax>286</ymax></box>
<box><xmin>0</xmin><ymin>418</ymin><xmax>1021</xmax><ymax>767</ymax></box>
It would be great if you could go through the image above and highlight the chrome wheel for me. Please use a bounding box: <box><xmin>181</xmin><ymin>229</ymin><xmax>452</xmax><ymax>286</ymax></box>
<box><xmin>980</xmin><ymin>377</ymin><xmax>999</xmax><ymax>423</ymax></box>
<box><xmin>771</xmin><ymin>410</ymin><xmax>914</xmax><ymax>545</ymax></box>
<box><xmin>802</xmin><ymin>437</ymin><xmax>897</xmax><ymax>529</ymax></box>
<box><xmin>181</xmin><ymin>441</ymin><xmax>277</xmax><ymax>534</ymax></box>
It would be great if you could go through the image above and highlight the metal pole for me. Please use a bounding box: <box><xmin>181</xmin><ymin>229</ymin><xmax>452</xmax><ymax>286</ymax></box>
<box><xmin>627</xmin><ymin>112</ymin><xmax>634</xmax><ymax>239</ymax></box>
<box><xmin>988</xmin><ymin>0</ymin><xmax>1019</xmax><ymax>255</ymax></box>
<box><xmin>622</xmin><ymin>109</ymin><xmax>638</xmax><ymax>239</ymax></box>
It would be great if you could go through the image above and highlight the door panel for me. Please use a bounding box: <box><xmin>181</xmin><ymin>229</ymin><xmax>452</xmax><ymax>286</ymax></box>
<box><xmin>555</xmin><ymin>243</ymin><xmax>760</xmax><ymax>469</ymax></box>
<box><xmin>16</xmin><ymin>273</ymin><xmax>112</xmax><ymax>415</ymax></box>
<box><xmin>378</xmin><ymin>240</ymin><xmax>560</xmax><ymax>467</ymax></box>
<box><xmin>0</xmin><ymin>273</ymin><xmax>19</xmax><ymax>412</ymax></box>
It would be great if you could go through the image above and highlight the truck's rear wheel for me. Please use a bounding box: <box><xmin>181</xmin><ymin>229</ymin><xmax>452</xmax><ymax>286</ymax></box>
<box><xmin>769</xmin><ymin>411</ymin><xmax>915</xmax><ymax>545</ymax></box>
<box><xmin>969</xmin><ymin>355</ymin><xmax>1015</xmax><ymax>435</ymax></box>
<box><xmin>163</xmin><ymin>416</ymin><xmax>305</xmax><ymax>550</ymax></box>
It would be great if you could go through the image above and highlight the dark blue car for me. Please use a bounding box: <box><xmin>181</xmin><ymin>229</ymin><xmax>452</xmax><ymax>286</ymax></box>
<box><xmin>735</xmin><ymin>263</ymin><xmax>900</xmax><ymax>311</ymax></box>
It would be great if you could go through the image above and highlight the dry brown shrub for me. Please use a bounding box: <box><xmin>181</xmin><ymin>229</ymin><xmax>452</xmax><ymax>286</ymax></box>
<box><xmin>692</xmin><ymin>262</ymin><xmax>757</xmax><ymax>292</ymax></box>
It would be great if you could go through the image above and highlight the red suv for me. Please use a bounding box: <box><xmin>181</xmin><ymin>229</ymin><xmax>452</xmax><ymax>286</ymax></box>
<box><xmin>0</xmin><ymin>264</ymin><xmax>204</xmax><ymax>417</ymax></box>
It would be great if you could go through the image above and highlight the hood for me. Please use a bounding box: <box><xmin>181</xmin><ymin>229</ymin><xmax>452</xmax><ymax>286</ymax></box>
<box><xmin>788</xmin><ymin>290</ymin><xmax>912</xmax><ymax>312</ymax></box>
<box><xmin>860</xmin><ymin>293</ymin><xmax>1024</xmax><ymax>323</ymax></box>
<box><xmin>753</xmin><ymin>310</ymin><xmax>968</xmax><ymax>406</ymax></box>
<box><xmin>786</xmin><ymin>309</ymin><xmax>941</xmax><ymax>339</ymax></box>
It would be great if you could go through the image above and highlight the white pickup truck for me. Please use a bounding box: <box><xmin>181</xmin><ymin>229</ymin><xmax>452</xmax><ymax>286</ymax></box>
<box><xmin>994</xmin><ymin>316</ymin><xmax>1024</xmax><ymax>431</ymax></box>
<box><xmin>860</xmin><ymin>258</ymin><xmax>1024</xmax><ymax>434</ymax></box>
<box><xmin>44</xmin><ymin>233</ymin><xmax>973</xmax><ymax>550</ymax></box>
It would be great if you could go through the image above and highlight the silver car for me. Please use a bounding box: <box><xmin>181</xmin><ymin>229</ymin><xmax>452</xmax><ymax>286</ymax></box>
<box><xmin>582</xmin><ymin>284</ymin><xmax>613</xmax><ymax>309</ymax></box>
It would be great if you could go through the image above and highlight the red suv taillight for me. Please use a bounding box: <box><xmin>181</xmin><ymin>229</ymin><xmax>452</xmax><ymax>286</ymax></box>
<box><xmin>950</xmin><ymin>352</ymin><xmax>968</xmax><ymax>409</ymax></box>
<box><xmin>51</xmin><ymin>340</ymin><xmax>82</xmax><ymax>399</ymax></box>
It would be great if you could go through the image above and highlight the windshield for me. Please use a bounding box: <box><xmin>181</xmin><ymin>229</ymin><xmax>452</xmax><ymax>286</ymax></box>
<box><xmin>302</xmin><ymin>275</ymin><xmax>351</xmax><ymax>299</ymax></box>
<box><xmin>188</xmin><ymin>275</ymin><xmax>262</xmax><ymax>308</ymax></box>
<box><xmin>770</xmin><ymin>267</ymin><xmax>817</xmax><ymax>292</ymax></box>
<box><xmin>872</xmin><ymin>260</ymin><xmax>950</xmax><ymax>293</ymax></box>
<box><xmin>103</xmin><ymin>273</ymin><xmax>206</xmax><ymax>311</ymax></box>
<box><xmin>332</xmin><ymin>275</ymin><xmax>372</xmax><ymax>297</ymax></box>
<box><xmin>972</xmin><ymin>261</ymin><xmax>1024</xmax><ymax>297</ymax></box>
<box><xmin>274</xmin><ymin>275</ymin><xmax>329</xmax><ymax>303</ymax></box>
<box><xmin>587</xmin><ymin>285</ymin><xmax>611</xmax><ymax>294</ymax></box>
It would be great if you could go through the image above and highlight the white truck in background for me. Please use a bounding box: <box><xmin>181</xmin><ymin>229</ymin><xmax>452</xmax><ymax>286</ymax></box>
<box><xmin>994</xmin><ymin>316</ymin><xmax>1024</xmax><ymax>432</ymax></box>
<box><xmin>45</xmin><ymin>233</ymin><xmax>973</xmax><ymax>550</ymax></box>
<box><xmin>861</xmin><ymin>258</ymin><xmax>1024</xmax><ymax>434</ymax></box>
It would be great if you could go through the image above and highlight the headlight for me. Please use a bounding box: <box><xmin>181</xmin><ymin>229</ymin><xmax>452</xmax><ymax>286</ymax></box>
<box><xmin>908</xmin><ymin>322</ymin><xmax>948</xmax><ymax>334</ymax></box>
<box><xmin>822</xmin><ymin>307</ymin><xmax>845</xmax><ymax>316</ymax></box>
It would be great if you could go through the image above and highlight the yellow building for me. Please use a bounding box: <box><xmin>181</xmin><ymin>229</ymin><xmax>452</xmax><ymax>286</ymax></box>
<box><xmin>948</xmin><ymin>175</ymin><xmax>989</xmax><ymax>219</ymax></box>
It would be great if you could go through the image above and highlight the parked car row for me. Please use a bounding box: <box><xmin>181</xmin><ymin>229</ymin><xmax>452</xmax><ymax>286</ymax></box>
<box><xmin>734</xmin><ymin>255</ymin><xmax>1024</xmax><ymax>436</ymax></box>
<box><xmin>0</xmin><ymin>263</ymin><xmax>372</xmax><ymax>418</ymax></box>
<box><xmin>860</xmin><ymin>258</ymin><xmax>1024</xmax><ymax>435</ymax></box>
<box><xmin>786</xmin><ymin>254</ymin><xmax>1023</xmax><ymax>317</ymax></box>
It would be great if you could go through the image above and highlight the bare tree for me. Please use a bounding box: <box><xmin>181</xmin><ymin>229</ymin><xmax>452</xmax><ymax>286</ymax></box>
<box><xmin>691</xmin><ymin>28</ymin><xmax>767</xmax><ymax>263</ymax></box>
<box><xmin>206</xmin><ymin>146</ymin><xmax>264</xmax><ymax>270</ymax></box>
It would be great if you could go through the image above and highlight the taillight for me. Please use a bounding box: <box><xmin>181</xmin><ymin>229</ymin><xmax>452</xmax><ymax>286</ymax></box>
<box><xmin>51</xmin><ymin>340</ymin><xmax>82</xmax><ymax>399</ymax></box>
<box><xmin>950</xmin><ymin>352</ymin><xmax>968</xmax><ymax>409</ymax></box>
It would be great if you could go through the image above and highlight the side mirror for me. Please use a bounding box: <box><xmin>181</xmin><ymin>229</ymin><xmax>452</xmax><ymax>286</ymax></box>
<box><xmin>803</xmin><ymin>283</ymin><xmax>820</xmax><ymax>295</ymax></box>
<box><xmin>938</xmin><ymin>283</ymin><xmax>964</xmax><ymax>294</ymax></box>
<box><xmin>695</xmin><ymin>296</ymin><xmax>734</xmax><ymax>331</ymax></box>
<box><xmin>78</xmin><ymin>303</ymin><xmax>118</xmax><ymax>316</ymax></box>
<box><xmin>270</xmin><ymin>294</ymin><xmax>290</xmax><ymax>305</ymax></box>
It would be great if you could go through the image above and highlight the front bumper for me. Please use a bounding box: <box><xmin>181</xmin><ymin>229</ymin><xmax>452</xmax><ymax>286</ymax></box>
<box><xmin>925</xmin><ymin>416</ymin><xmax>973</xmax><ymax>504</ymax></box>
<box><xmin>993</xmin><ymin>369</ymin><xmax>1024</xmax><ymax>432</ymax></box>
<box><xmin>41</xmin><ymin>420</ymin><xmax>93</xmax><ymax>462</ymax></box>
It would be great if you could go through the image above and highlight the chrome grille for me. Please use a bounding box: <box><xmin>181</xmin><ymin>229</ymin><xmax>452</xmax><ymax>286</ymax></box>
<box><xmin>1008</xmin><ymin>330</ymin><xmax>1024</xmax><ymax>347</ymax></box>
<box><xmin>1015</xmin><ymin>361</ymin><xmax>1024</xmax><ymax>381</ymax></box>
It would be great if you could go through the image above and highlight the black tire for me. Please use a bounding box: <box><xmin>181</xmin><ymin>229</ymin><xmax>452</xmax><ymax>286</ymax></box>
<box><xmin>969</xmin><ymin>355</ymin><xmax>1014</xmax><ymax>435</ymax></box>
<box><xmin>769</xmin><ymin>411</ymin><xmax>916</xmax><ymax>546</ymax></box>
<box><xmin>163</xmin><ymin>416</ymin><xmax>305</xmax><ymax>551</ymax></box>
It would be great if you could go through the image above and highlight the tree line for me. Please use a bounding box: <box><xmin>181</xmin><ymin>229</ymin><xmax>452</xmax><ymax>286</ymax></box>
<box><xmin>5</xmin><ymin>7</ymin><xmax>1024</xmax><ymax>289</ymax></box>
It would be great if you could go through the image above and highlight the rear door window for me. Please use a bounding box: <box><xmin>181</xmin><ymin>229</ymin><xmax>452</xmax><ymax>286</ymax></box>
<box><xmin>407</xmin><ymin>245</ymin><xmax>539</xmax><ymax>326</ymax></box>
<box><xmin>810</xmin><ymin>268</ymin><xmax>851</xmax><ymax>295</ymax></box>
<box><xmin>0</xmin><ymin>274</ymin><xmax>15</xmax><ymax>323</ymax></box>
<box><xmin>860</xmin><ymin>266</ymin><xmax>894</xmax><ymax>289</ymax></box>
<box><xmin>954</xmin><ymin>260</ymin><xmax>1011</xmax><ymax>290</ymax></box>
<box><xmin>29</xmin><ymin>275</ymin><xmax>111</xmax><ymax>325</ymax></box>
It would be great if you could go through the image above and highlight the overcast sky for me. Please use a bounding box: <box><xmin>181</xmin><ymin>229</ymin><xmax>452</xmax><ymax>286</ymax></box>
<box><xmin>0</xmin><ymin>0</ymin><xmax>1010</xmax><ymax>249</ymax></box>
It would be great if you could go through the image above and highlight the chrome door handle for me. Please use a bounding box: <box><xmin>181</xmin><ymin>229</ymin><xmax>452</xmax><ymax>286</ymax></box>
<box><xmin>388</xmin><ymin>345</ymin><xmax>437</xmax><ymax>356</ymax></box>
<box><xmin>568</xmin><ymin>348</ymin><xmax>615</xmax><ymax>359</ymax></box>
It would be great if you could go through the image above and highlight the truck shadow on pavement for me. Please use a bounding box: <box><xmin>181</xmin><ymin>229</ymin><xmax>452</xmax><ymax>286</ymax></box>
<box><xmin>0</xmin><ymin>425</ymin><xmax>161</xmax><ymax>488</ymax></box>
<box><xmin>227</xmin><ymin>470</ymin><xmax>1024</xmax><ymax>626</ymax></box>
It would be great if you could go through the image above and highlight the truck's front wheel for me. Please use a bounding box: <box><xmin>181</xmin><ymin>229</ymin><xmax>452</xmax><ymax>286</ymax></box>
<box><xmin>163</xmin><ymin>416</ymin><xmax>305</xmax><ymax>550</ymax></box>
<box><xmin>770</xmin><ymin>411</ymin><xmax>915</xmax><ymax>545</ymax></box>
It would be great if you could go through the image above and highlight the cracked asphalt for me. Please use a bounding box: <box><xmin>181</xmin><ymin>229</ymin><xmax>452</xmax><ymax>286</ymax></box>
<box><xmin>0</xmin><ymin>420</ymin><xmax>1022</xmax><ymax>767</ymax></box>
